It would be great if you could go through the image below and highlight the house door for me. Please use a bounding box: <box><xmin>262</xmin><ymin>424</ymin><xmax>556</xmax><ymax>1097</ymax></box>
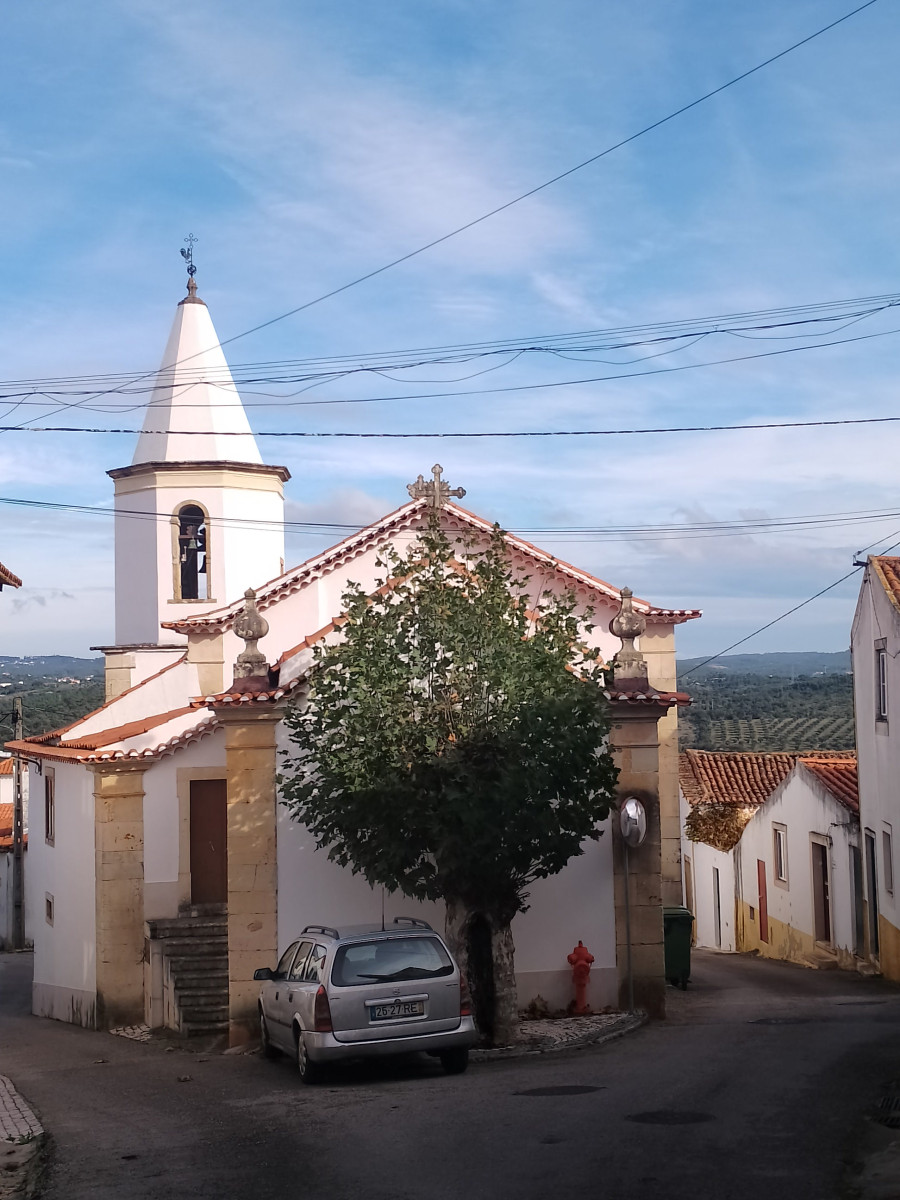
<box><xmin>811</xmin><ymin>840</ymin><xmax>832</xmax><ymax>945</ymax></box>
<box><xmin>866</xmin><ymin>830</ymin><xmax>880</xmax><ymax>955</ymax></box>
<box><xmin>850</xmin><ymin>844</ymin><xmax>865</xmax><ymax>957</ymax></box>
<box><xmin>684</xmin><ymin>857</ymin><xmax>696</xmax><ymax>946</ymax></box>
<box><xmin>189</xmin><ymin>779</ymin><xmax>228</xmax><ymax>904</ymax></box>
<box><xmin>712</xmin><ymin>867</ymin><xmax>722</xmax><ymax>948</ymax></box>
<box><xmin>757</xmin><ymin>859</ymin><xmax>769</xmax><ymax>944</ymax></box>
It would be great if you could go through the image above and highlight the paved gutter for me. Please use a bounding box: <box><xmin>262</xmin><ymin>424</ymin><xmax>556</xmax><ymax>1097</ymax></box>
<box><xmin>471</xmin><ymin>1011</ymin><xmax>646</xmax><ymax>1061</ymax></box>
<box><xmin>0</xmin><ymin>1076</ymin><xmax>45</xmax><ymax>1199</ymax></box>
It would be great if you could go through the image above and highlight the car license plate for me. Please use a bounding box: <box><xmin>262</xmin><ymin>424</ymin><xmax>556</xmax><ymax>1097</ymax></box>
<box><xmin>369</xmin><ymin>999</ymin><xmax>425</xmax><ymax>1021</ymax></box>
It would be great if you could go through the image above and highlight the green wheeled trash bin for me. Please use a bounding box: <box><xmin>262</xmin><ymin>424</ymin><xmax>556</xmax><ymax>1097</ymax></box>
<box><xmin>663</xmin><ymin>905</ymin><xmax>693</xmax><ymax>990</ymax></box>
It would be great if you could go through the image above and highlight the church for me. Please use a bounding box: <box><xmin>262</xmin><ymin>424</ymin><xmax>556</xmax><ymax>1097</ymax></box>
<box><xmin>9</xmin><ymin>276</ymin><xmax>699</xmax><ymax>1043</ymax></box>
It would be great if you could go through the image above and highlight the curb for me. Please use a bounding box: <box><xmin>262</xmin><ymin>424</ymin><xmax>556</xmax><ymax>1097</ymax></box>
<box><xmin>471</xmin><ymin>1011</ymin><xmax>647</xmax><ymax>1063</ymax></box>
<box><xmin>0</xmin><ymin>1076</ymin><xmax>46</xmax><ymax>1200</ymax></box>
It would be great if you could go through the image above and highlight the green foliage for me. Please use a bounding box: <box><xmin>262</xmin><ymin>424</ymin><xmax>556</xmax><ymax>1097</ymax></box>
<box><xmin>0</xmin><ymin>679</ymin><xmax>105</xmax><ymax>740</ymax></box>
<box><xmin>679</xmin><ymin>671</ymin><xmax>854</xmax><ymax>751</ymax></box>
<box><xmin>280</xmin><ymin>519</ymin><xmax>619</xmax><ymax>921</ymax></box>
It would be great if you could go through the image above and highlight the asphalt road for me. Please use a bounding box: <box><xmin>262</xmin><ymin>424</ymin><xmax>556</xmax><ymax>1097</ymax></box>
<box><xmin>3</xmin><ymin>949</ymin><xmax>900</xmax><ymax>1199</ymax></box>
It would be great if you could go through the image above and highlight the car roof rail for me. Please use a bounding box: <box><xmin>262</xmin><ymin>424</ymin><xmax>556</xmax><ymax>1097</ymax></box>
<box><xmin>301</xmin><ymin>924</ymin><xmax>340</xmax><ymax>939</ymax></box>
<box><xmin>392</xmin><ymin>916</ymin><xmax>434</xmax><ymax>930</ymax></box>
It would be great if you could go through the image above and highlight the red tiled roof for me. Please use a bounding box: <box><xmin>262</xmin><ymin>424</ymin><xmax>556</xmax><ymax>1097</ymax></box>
<box><xmin>606</xmin><ymin>689</ymin><xmax>691</xmax><ymax>709</ymax></box>
<box><xmin>799</xmin><ymin>755</ymin><xmax>858</xmax><ymax>813</ymax></box>
<box><xmin>0</xmin><ymin>801</ymin><xmax>23</xmax><ymax>851</ymax></box>
<box><xmin>5</xmin><ymin>714</ymin><xmax>219</xmax><ymax>765</ymax></box>
<box><xmin>0</xmin><ymin>758</ymin><xmax>13</xmax><ymax>776</ymax></box>
<box><xmin>162</xmin><ymin>499</ymin><xmax>701</xmax><ymax>634</ymax></box>
<box><xmin>0</xmin><ymin>561</ymin><xmax>22</xmax><ymax>588</ymax></box>
<box><xmin>871</xmin><ymin>557</ymin><xmax>900</xmax><ymax>615</ymax></box>
<box><xmin>680</xmin><ymin>751</ymin><xmax>800</xmax><ymax>808</ymax></box>
<box><xmin>57</xmin><ymin>707</ymin><xmax>195</xmax><ymax>750</ymax></box>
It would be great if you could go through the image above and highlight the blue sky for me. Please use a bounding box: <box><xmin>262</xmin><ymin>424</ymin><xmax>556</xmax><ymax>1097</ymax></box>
<box><xmin>1</xmin><ymin>0</ymin><xmax>899</xmax><ymax>657</ymax></box>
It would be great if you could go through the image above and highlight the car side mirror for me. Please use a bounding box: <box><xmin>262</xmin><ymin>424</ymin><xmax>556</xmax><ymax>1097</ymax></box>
<box><xmin>253</xmin><ymin>967</ymin><xmax>275</xmax><ymax>981</ymax></box>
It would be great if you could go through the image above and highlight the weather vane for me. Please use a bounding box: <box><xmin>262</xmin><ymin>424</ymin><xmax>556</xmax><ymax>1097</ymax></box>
<box><xmin>180</xmin><ymin>233</ymin><xmax>198</xmax><ymax>279</ymax></box>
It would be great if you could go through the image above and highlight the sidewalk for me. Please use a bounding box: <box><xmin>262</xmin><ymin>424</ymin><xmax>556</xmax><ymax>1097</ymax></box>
<box><xmin>0</xmin><ymin>1074</ymin><xmax>44</xmax><ymax>1199</ymax></box>
<box><xmin>471</xmin><ymin>1010</ymin><xmax>646</xmax><ymax>1061</ymax></box>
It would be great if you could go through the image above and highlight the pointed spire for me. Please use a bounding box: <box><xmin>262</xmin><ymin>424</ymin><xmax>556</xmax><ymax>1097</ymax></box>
<box><xmin>132</xmin><ymin>289</ymin><xmax>263</xmax><ymax>466</ymax></box>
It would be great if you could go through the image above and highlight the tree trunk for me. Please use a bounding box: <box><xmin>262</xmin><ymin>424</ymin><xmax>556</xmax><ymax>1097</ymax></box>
<box><xmin>444</xmin><ymin>901</ymin><xmax>519</xmax><ymax>1047</ymax></box>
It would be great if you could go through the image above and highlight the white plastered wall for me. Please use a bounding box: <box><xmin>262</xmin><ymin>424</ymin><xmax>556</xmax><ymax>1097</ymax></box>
<box><xmin>28</xmin><ymin>760</ymin><xmax>97</xmax><ymax>1027</ymax></box>
<box><xmin>274</xmin><ymin>724</ymin><xmax>619</xmax><ymax>1013</ymax></box>
<box><xmin>853</xmin><ymin>569</ymin><xmax>900</xmax><ymax>950</ymax></box>
<box><xmin>736</xmin><ymin>770</ymin><xmax>858</xmax><ymax>962</ymax></box>
<box><xmin>680</xmin><ymin>790</ymin><xmax>736</xmax><ymax>952</ymax></box>
<box><xmin>143</xmin><ymin>728</ymin><xmax>227</xmax><ymax>919</ymax></box>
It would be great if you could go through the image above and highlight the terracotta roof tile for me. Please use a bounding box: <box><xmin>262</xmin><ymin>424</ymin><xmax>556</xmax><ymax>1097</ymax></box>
<box><xmin>871</xmin><ymin>557</ymin><xmax>900</xmax><ymax>614</ymax></box>
<box><xmin>799</xmin><ymin>755</ymin><xmax>858</xmax><ymax>813</ymax></box>
<box><xmin>680</xmin><ymin>751</ymin><xmax>800</xmax><ymax>808</ymax></box>
<box><xmin>0</xmin><ymin>801</ymin><xmax>23</xmax><ymax>851</ymax></box>
<box><xmin>57</xmin><ymin>707</ymin><xmax>195</xmax><ymax>750</ymax></box>
<box><xmin>0</xmin><ymin>561</ymin><xmax>22</xmax><ymax>589</ymax></box>
<box><xmin>606</xmin><ymin>689</ymin><xmax>691</xmax><ymax>709</ymax></box>
<box><xmin>0</xmin><ymin>758</ymin><xmax>13</xmax><ymax>776</ymax></box>
<box><xmin>5</xmin><ymin>714</ymin><xmax>218</xmax><ymax>765</ymax></box>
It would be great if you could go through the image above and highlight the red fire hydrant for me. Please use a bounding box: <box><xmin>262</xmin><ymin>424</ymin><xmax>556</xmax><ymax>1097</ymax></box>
<box><xmin>567</xmin><ymin>941</ymin><xmax>594</xmax><ymax>1015</ymax></box>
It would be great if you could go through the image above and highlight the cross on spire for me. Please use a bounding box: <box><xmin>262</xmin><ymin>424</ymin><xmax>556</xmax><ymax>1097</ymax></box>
<box><xmin>407</xmin><ymin>464</ymin><xmax>466</xmax><ymax>508</ymax></box>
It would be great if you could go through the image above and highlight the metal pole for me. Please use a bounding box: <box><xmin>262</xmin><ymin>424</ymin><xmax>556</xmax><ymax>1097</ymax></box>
<box><xmin>12</xmin><ymin>697</ymin><xmax>24</xmax><ymax>950</ymax></box>
<box><xmin>623</xmin><ymin>840</ymin><xmax>634</xmax><ymax>1013</ymax></box>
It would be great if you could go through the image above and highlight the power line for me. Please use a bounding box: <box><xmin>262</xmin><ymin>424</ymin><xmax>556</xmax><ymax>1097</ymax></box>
<box><xmin>5</xmin><ymin>310</ymin><xmax>898</xmax><ymax>412</ymax></box>
<box><xmin>2</xmin><ymin>0</ymin><xmax>880</xmax><ymax>432</ymax></box>
<box><xmin>5</xmin><ymin>412</ymin><xmax>900</xmax><ymax>439</ymax></box>
<box><xmin>681</xmin><ymin>529</ymin><xmax>900</xmax><ymax>676</ymax></box>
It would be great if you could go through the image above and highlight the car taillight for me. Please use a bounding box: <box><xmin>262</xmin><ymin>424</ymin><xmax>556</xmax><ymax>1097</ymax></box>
<box><xmin>459</xmin><ymin>972</ymin><xmax>472</xmax><ymax>1018</ymax></box>
<box><xmin>314</xmin><ymin>985</ymin><xmax>333</xmax><ymax>1033</ymax></box>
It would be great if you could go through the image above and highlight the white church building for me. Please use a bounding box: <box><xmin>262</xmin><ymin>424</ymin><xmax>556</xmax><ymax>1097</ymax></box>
<box><xmin>9</xmin><ymin>277</ymin><xmax>698</xmax><ymax>1042</ymax></box>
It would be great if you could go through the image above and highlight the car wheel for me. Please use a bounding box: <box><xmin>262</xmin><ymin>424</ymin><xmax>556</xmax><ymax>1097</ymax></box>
<box><xmin>259</xmin><ymin>1010</ymin><xmax>278</xmax><ymax>1059</ymax></box>
<box><xmin>439</xmin><ymin>1047</ymin><xmax>469</xmax><ymax>1075</ymax></box>
<box><xmin>296</xmin><ymin>1030</ymin><xmax>324</xmax><ymax>1085</ymax></box>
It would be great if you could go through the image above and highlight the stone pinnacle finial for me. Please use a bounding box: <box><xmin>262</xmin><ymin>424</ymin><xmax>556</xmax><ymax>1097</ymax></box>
<box><xmin>232</xmin><ymin>588</ymin><xmax>270</xmax><ymax>685</ymax></box>
<box><xmin>610</xmin><ymin>587</ymin><xmax>649</xmax><ymax>686</ymax></box>
<box><xmin>406</xmin><ymin>464</ymin><xmax>466</xmax><ymax>508</ymax></box>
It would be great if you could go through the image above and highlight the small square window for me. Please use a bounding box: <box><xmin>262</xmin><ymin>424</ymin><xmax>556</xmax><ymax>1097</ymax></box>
<box><xmin>44</xmin><ymin>769</ymin><xmax>55</xmax><ymax>845</ymax></box>
<box><xmin>45</xmin><ymin>893</ymin><xmax>54</xmax><ymax>925</ymax></box>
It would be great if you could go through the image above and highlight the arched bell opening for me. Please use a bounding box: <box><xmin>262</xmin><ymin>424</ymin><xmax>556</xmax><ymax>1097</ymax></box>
<box><xmin>173</xmin><ymin>502</ymin><xmax>209</xmax><ymax>601</ymax></box>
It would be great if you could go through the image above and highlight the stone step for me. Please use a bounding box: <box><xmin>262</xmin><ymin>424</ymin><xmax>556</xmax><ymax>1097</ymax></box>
<box><xmin>180</xmin><ymin>1001</ymin><xmax>229</xmax><ymax>1020</ymax></box>
<box><xmin>175</xmin><ymin>985</ymin><xmax>228</xmax><ymax>1005</ymax></box>
<box><xmin>148</xmin><ymin>919</ymin><xmax>228</xmax><ymax>939</ymax></box>
<box><xmin>165</xmin><ymin>957</ymin><xmax>228</xmax><ymax>976</ymax></box>
<box><xmin>160</xmin><ymin>935</ymin><xmax>227</xmax><ymax>953</ymax></box>
<box><xmin>181</xmin><ymin>1019</ymin><xmax>229</xmax><ymax>1037</ymax></box>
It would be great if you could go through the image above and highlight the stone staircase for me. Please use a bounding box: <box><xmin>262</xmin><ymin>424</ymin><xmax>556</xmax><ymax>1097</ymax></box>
<box><xmin>145</xmin><ymin>903</ymin><xmax>229</xmax><ymax>1037</ymax></box>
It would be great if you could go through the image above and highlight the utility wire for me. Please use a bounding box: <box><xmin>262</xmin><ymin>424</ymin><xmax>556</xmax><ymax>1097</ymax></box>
<box><xmin>5</xmin><ymin>412</ymin><xmax>900</xmax><ymax>439</ymax></box>
<box><xmin>3</xmin><ymin>0</ymin><xmax>880</xmax><ymax>431</ymax></box>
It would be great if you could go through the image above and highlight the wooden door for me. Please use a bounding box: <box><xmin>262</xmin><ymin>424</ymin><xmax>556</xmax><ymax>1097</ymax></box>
<box><xmin>190</xmin><ymin>779</ymin><xmax>228</xmax><ymax>904</ymax></box>
<box><xmin>812</xmin><ymin>840</ymin><xmax>832</xmax><ymax>944</ymax></box>
<box><xmin>757</xmin><ymin>859</ymin><xmax>769</xmax><ymax>944</ymax></box>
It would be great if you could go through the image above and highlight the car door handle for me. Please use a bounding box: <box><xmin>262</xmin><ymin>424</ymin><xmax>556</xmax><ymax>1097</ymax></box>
<box><xmin>288</xmin><ymin>992</ymin><xmax>294</xmax><ymax>1003</ymax></box>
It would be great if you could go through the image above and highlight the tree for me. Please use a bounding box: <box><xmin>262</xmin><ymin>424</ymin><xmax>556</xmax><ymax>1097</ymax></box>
<box><xmin>279</xmin><ymin>519</ymin><xmax>619</xmax><ymax>1045</ymax></box>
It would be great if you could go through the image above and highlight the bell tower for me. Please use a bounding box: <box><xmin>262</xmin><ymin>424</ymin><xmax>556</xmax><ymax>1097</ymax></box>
<box><xmin>107</xmin><ymin>265</ymin><xmax>289</xmax><ymax>652</ymax></box>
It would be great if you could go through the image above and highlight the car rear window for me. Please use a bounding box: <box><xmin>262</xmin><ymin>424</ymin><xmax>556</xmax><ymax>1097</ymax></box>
<box><xmin>331</xmin><ymin>936</ymin><xmax>454</xmax><ymax>987</ymax></box>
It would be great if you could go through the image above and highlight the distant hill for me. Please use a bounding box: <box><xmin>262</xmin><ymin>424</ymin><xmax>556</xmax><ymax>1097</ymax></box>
<box><xmin>0</xmin><ymin>657</ymin><xmax>105</xmax><ymax>739</ymax></box>
<box><xmin>678</xmin><ymin>670</ymin><xmax>854</xmax><ymax>753</ymax></box>
<box><xmin>677</xmin><ymin>650</ymin><xmax>850</xmax><ymax>680</ymax></box>
<box><xmin>0</xmin><ymin>655</ymin><xmax>104</xmax><ymax>681</ymax></box>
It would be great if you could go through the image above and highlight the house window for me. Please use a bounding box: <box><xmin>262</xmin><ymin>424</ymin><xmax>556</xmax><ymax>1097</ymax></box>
<box><xmin>44</xmin><ymin>769</ymin><xmax>55</xmax><ymax>845</ymax></box>
<box><xmin>773</xmin><ymin>824</ymin><xmax>789</xmax><ymax>887</ymax></box>
<box><xmin>877</xmin><ymin>643</ymin><xmax>888</xmax><ymax>722</ymax></box>
<box><xmin>884</xmin><ymin>827</ymin><xmax>894</xmax><ymax>896</ymax></box>
<box><xmin>175</xmin><ymin>503</ymin><xmax>208</xmax><ymax>601</ymax></box>
<box><xmin>45</xmin><ymin>893</ymin><xmax>54</xmax><ymax>925</ymax></box>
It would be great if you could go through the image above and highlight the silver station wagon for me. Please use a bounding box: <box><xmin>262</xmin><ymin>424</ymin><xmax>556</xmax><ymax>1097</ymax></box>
<box><xmin>254</xmin><ymin>918</ymin><xmax>478</xmax><ymax>1084</ymax></box>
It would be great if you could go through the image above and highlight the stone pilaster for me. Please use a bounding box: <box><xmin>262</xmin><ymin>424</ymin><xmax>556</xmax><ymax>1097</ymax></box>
<box><xmin>91</xmin><ymin>762</ymin><xmax>148</xmax><ymax>1028</ymax></box>
<box><xmin>609</xmin><ymin>710</ymin><xmax>666</xmax><ymax>1019</ymax></box>
<box><xmin>215</xmin><ymin>706</ymin><xmax>281</xmax><ymax>1047</ymax></box>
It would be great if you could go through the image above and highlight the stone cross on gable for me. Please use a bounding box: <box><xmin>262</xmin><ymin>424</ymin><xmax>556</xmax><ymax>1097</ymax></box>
<box><xmin>406</xmin><ymin>464</ymin><xmax>466</xmax><ymax>508</ymax></box>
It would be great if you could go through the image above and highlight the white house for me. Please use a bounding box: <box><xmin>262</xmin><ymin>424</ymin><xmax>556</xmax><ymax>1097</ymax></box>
<box><xmin>0</xmin><ymin>756</ymin><xmax>32</xmax><ymax>950</ymax></box>
<box><xmin>9</xmin><ymin>277</ymin><xmax>699</xmax><ymax>1039</ymax></box>
<box><xmin>681</xmin><ymin>749</ymin><xmax>860</xmax><ymax>969</ymax></box>
<box><xmin>735</xmin><ymin>756</ymin><xmax>860</xmax><ymax>968</ymax></box>
<box><xmin>852</xmin><ymin>556</ymin><xmax>900</xmax><ymax>979</ymax></box>
<box><xmin>680</xmin><ymin>751</ymin><xmax>798</xmax><ymax>952</ymax></box>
